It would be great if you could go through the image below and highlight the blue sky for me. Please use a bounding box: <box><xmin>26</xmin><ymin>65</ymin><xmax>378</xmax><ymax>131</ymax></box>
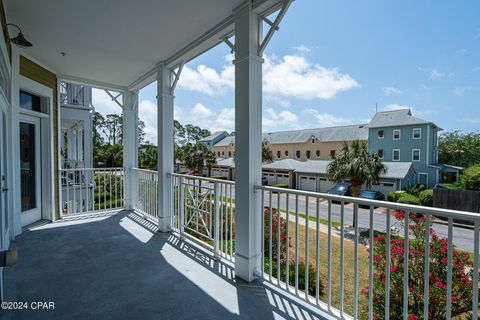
<box><xmin>94</xmin><ymin>0</ymin><xmax>480</xmax><ymax>144</ymax></box>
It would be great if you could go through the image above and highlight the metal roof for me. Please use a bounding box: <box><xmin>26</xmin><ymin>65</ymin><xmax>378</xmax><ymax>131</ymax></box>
<box><xmin>368</xmin><ymin>109</ymin><xmax>435</xmax><ymax>129</ymax></box>
<box><xmin>262</xmin><ymin>159</ymin><xmax>304</xmax><ymax>170</ymax></box>
<box><xmin>215</xmin><ymin>136</ymin><xmax>236</xmax><ymax>147</ymax></box>
<box><xmin>200</xmin><ymin>131</ymin><xmax>228</xmax><ymax>142</ymax></box>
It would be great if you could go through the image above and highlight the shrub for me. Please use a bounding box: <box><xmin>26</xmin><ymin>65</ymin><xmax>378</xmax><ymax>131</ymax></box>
<box><xmin>404</xmin><ymin>184</ymin><xmax>426</xmax><ymax>197</ymax></box>
<box><xmin>387</xmin><ymin>190</ymin><xmax>404</xmax><ymax>202</ymax></box>
<box><xmin>264</xmin><ymin>259</ymin><xmax>323</xmax><ymax>297</ymax></box>
<box><xmin>263</xmin><ymin>209</ymin><xmax>289</xmax><ymax>263</ymax></box>
<box><xmin>396</xmin><ymin>193</ymin><xmax>421</xmax><ymax>205</ymax></box>
<box><xmin>459</xmin><ymin>164</ymin><xmax>480</xmax><ymax>191</ymax></box>
<box><xmin>418</xmin><ymin>189</ymin><xmax>433</xmax><ymax>207</ymax></box>
<box><xmin>365</xmin><ymin>211</ymin><xmax>475</xmax><ymax>319</ymax></box>
<box><xmin>272</xmin><ymin>183</ymin><xmax>289</xmax><ymax>188</ymax></box>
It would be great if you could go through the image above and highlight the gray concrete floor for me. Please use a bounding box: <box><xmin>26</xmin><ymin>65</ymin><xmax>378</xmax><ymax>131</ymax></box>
<box><xmin>3</xmin><ymin>211</ymin><xmax>329</xmax><ymax>320</ymax></box>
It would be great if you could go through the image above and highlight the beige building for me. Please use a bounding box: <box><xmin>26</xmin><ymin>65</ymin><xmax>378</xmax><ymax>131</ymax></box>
<box><xmin>213</xmin><ymin>124</ymin><xmax>368</xmax><ymax>161</ymax></box>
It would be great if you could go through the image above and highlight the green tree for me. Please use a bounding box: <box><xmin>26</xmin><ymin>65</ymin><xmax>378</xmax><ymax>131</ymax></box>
<box><xmin>439</xmin><ymin>131</ymin><xmax>480</xmax><ymax>167</ymax></box>
<box><xmin>92</xmin><ymin>112</ymin><xmax>106</xmax><ymax>147</ymax></box>
<box><xmin>327</xmin><ymin>141</ymin><xmax>386</xmax><ymax>197</ymax></box>
<box><xmin>262</xmin><ymin>142</ymin><xmax>273</xmax><ymax>162</ymax></box>
<box><xmin>327</xmin><ymin>141</ymin><xmax>386</xmax><ymax>226</ymax></box>
<box><xmin>138</xmin><ymin>144</ymin><xmax>157</xmax><ymax>170</ymax></box>
<box><xmin>180</xmin><ymin>143</ymin><xmax>216</xmax><ymax>175</ymax></box>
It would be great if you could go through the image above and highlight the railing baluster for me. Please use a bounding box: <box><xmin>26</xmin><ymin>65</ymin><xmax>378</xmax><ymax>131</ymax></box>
<box><xmin>446</xmin><ymin>217</ymin><xmax>453</xmax><ymax>320</ymax></box>
<box><xmin>295</xmin><ymin>194</ymin><xmax>299</xmax><ymax>295</ymax></box>
<box><xmin>368</xmin><ymin>205</ymin><xmax>374</xmax><ymax>320</ymax></box>
<box><xmin>473</xmin><ymin>220</ymin><xmax>479</xmax><ymax>320</ymax></box>
<box><xmin>261</xmin><ymin>188</ymin><xmax>265</xmax><ymax>277</ymax></box>
<box><xmin>305</xmin><ymin>195</ymin><xmax>309</xmax><ymax>299</ymax></box>
<box><xmin>385</xmin><ymin>208</ymin><xmax>391</xmax><ymax>319</ymax></box>
<box><xmin>285</xmin><ymin>192</ymin><xmax>290</xmax><ymax>292</ymax></box>
<box><xmin>277</xmin><ymin>190</ymin><xmax>281</xmax><ymax>285</ymax></box>
<box><xmin>354</xmin><ymin>203</ymin><xmax>359</xmax><ymax>320</ymax></box>
<box><xmin>269</xmin><ymin>190</ymin><xmax>273</xmax><ymax>281</ymax></box>
<box><xmin>340</xmin><ymin>201</ymin><xmax>345</xmax><ymax>315</ymax></box>
<box><xmin>315</xmin><ymin>196</ymin><xmax>320</xmax><ymax>305</ymax></box>
<box><xmin>403</xmin><ymin>211</ymin><xmax>410</xmax><ymax>320</ymax></box>
<box><xmin>328</xmin><ymin>199</ymin><xmax>332</xmax><ymax>308</ymax></box>
<box><xmin>423</xmin><ymin>213</ymin><xmax>431</xmax><ymax>320</ymax></box>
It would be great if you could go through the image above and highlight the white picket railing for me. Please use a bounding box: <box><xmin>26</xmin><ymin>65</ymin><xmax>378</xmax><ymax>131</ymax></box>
<box><xmin>60</xmin><ymin>167</ymin><xmax>124</xmax><ymax>215</ymax></box>
<box><xmin>170</xmin><ymin>173</ymin><xmax>235</xmax><ymax>261</ymax></box>
<box><xmin>259</xmin><ymin>185</ymin><xmax>479</xmax><ymax>320</ymax></box>
<box><xmin>132</xmin><ymin>168</ymin><xmax>158</xmax><ymax>221</ymax></box>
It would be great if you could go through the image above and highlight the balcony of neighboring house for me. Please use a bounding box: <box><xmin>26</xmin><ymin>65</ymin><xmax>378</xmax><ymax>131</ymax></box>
<box><xmin>1</xmin><ymin>1</ymin><xmax>479</xmax><ymax>320</ymax></box>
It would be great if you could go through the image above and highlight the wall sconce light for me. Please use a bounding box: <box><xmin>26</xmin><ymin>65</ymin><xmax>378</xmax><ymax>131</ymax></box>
<box><xmin>5</xmin><ymin>23</ymin><xmax>33</xmax><ymax>48</ymax></box>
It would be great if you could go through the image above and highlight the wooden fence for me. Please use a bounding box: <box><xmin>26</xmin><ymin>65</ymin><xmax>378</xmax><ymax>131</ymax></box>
<box><xmin>433</xmin><ymin>187</ymin><xmax>480</xmax><ymax>214</ymax></box>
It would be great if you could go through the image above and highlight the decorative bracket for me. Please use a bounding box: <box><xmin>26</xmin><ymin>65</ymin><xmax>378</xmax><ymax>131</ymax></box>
<box><xmin>104</xmin><ymin>90</ymin><xmax>124</xmax><ymax>109</ymax></box>
<box><xmin>170</xmin><ymin>61</ymin><xmax>184</xmax><ymax>95</ymax></box>
<box><xmin>259</xmin><ymin>0</ymin><xmax>293</xmax><ymax>56</ymax></box>
<box><xmin>223</xmin><ymin>36</ymin><xmax>235</xmax><ymax>53</ymax></box>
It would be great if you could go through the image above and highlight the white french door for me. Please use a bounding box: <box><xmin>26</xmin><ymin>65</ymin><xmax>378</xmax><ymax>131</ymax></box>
<box><xmin>19</xmin><ymin>114</ymin><xmax>42</xmax><ymax>226</ymax></box>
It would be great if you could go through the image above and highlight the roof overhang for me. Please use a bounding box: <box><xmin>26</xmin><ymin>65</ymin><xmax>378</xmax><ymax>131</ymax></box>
<box><xmin>5</xmin><ymin>0</ymin><xmax>284</xmax><ymax>91</ymax></box>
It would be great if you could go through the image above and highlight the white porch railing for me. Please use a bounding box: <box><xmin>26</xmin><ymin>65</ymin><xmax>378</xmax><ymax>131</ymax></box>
<box><xmin>60</xmin><ymin>168</ymin><xmax>124</xmax><ymax>215</ymax></box>
<box><xmin>129</xmin><ymin>171</ymin><xmax>479</xmax><ymax>319</ymax></box>
<box><xmin>132</xmin><ymin>168</ymin><xmax>158</xmax><ymax>221</ymax></box>
<box><xmin>170</xmin><ymin>173</ymin><xmax>235</xmax><ymax>261</ymax></box>
<box><xmin>259</xmin><ymin>185</ymin><xmax>480</xmax><ymax>320</ymax></box>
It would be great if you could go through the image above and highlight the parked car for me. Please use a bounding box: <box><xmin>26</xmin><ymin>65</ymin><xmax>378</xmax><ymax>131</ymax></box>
<box><xmin>359</xmin><ymin>190</ymin><xmax>385</xmax><ymax>208</ymax></box>
<box><xmin>262</xmin><ymin>176</ymin><xmax>268</xmax><ymax>186</ymax></box>
<box><xmin>329</xmin><ymin>183</ymin><xmax>352</xmax><ymax>203</ymax></box>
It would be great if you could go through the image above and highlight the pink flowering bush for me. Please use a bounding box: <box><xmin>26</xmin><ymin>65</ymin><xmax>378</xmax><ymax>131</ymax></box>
<box><xmin>263</xmin><ymin>209</ymin><xmax>289</xmax><ymax>263</ymax></box>
<box><xmin>365</xmin><ymin>210</ymin><xmax>476</xmax><ymax>319</ymax></box>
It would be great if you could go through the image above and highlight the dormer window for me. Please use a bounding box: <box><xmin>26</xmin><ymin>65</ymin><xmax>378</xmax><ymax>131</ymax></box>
<box><xmin>378</xmin><ymin>130</ymin><xmax>384</xmax><ymax>139</ymax></box>
<box><xmin>311</xmin><ymin>138</ymin><xmax>315</xmax><ymax>144</ymax></box>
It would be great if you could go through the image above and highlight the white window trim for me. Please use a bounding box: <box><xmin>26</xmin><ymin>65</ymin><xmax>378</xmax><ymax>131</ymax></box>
<box><xmin>418</xmin><ymin>173</ymin><xmax>429</xmax><ymax>186</ymax></box>
<box><xmin>413</xmin><ymin>128</ymin><xmax>421</xmax><ymax>139</ymax></box>
<box><xmin>378</xmin><ymin>149</ymin><xmax>384</xmax><ymax>160</ymax></box>
<box><xmin>412</xmin><ymin>149</ymin><xmax>421</xmax><ymax>162</ymax></box>
<box><xmin>392</xmin><ymin>149</ymin><xmax>400</xmax><ymax>161</ymax></box>
<box><xmin>378</xmin><ymin>130</ymin><xmax>384</xmax><ymax>139</ymax></box>
<box><xmin>393</xmin><ymin>129</ymin><xmax>401</xmax><ymax>140</ymax></box>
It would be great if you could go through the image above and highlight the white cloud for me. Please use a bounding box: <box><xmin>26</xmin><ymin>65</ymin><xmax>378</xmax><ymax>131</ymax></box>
<box><xmin>304</xmin><ymin>109</ymin><xmax>351</xmax><ymax>127</ymax></box>
<box><xmin>293</xmin><ymin>45</ymin><xmax>311</xmax><ymax>54</ymax></box>
<box><xmin>92</xmin><ymin>89</ymin><xmax>122</xmax><ymax>116</ymax></box>
<box><xmin>216</xmin><ymin>108</ymin><xmax>235</xmax><ymax>129</ymax></box>
<box><xmin>177</xmin><ymin>63</ymin><xmax>234</xmax><ymax>96</ymax></box>
<box><xmin>453</xmin><ymin>86</ymin><xmax>473</xmax><ymax>96</ymax></box>
<box><xmin>382</xmin><ymin>86</ymin><xmax>402</xmax><ymax>95</ymax></box>
<box><xmin>138</xmin><ymin>100</ymin><xmax>158</xmax><ymax>144</ymax></box>
<box><xmin>263</xmin><ymin>55</ymin><xmax>360</xmax><ymax>102</ymax></box>
<box><xmin>430</xmin><ymin>69</ymin><xmax>455</xmax><ymax>79</ymax></box>
<box><xmin>263</xmin><ymin>108</ymin><xmax>299</xmax><ymax>128</ymax></box>
<box><xmin>192</xmin><ymin>103</ymin><xmax>213</xmax><ymax>118</ymax></box>
<box><xmin>177</xmin><ymin>52</ymin><xmax>359</xmax><ymax>103</ymax></box>
<box><xmin>174</xmin><ymin>103</ymin><xmax>235</xmax><ymax>133</ymax></box>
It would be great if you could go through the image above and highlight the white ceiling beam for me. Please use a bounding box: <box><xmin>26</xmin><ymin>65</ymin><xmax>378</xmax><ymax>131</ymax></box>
<box><xmin>58</xmin><ymin>74</ymin><xmax>127</xmax><ymax>92</ymax></box>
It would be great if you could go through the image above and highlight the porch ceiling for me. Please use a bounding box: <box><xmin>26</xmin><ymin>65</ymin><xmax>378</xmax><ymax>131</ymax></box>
<box><xmin>5</xmin><ymin>0</ymin><xmax>258</xmax><ymax>89</ymax></box>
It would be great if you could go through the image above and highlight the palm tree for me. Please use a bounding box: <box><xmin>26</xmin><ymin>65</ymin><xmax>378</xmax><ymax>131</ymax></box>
<box><xmin>327</xmin><ymin>141</ymin><xmax>386</xmax><ymax>227</ymax></box>
<box><xmin>327</xmin><ymin>140</ymin><xmax>386</xmax><ymax>197</ymax></box>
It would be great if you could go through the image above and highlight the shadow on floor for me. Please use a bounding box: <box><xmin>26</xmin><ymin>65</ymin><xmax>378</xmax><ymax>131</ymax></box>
<box><xmin>3</xmin><ymin>210</ymin><xmax>328</xmax><ymax>320</ymax></box>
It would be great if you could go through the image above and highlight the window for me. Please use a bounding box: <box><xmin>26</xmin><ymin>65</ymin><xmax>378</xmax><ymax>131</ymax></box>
<box><xmin>228</xmin><ymin>151</ymin><xmax>231</xmax><ymax>157</ymax></box>
<box><xmin>20</xmin><ymin>91</ymin><xmax>41</xmax><ymax>112</ymax></box>
<box><xmin>311</xmin><ymin>138</ymin><xmax>315</xmax><ymax>144</ymax></box>
<box><xmin>378</xmin><ymin>130</ymin><xmax>384</xmax><ymax>139</ymax></box>
<box><xmin>296</xmin><ymin>150</ymin><xmax>301</xmax><ymax>159</ymax></box>
<box><xmin>217</xmin><ymin>152</ymin><xmax>220</xmax><ymax>156</ymax></box>
<box><xmin>393</xmin><ymin>129</ymin><xmax>401</xmax><ymax>140</ymax></box>
<box><xmin>222</xmin><ymin>151</ymin><xmax>224</xmax><ymax>156</ymax></box>
<box><xmin>412</xmin><ymin>149</ymin><xmax>420</xmax><ymax>162</ymax></box>
<box><xmin>285</xmin><ymin>150</ymin><xmax>288</xmax><ymax>157</ymax></box>
<box><xmin>378</xmin><ymin>149</ymin><xmax>384</xmax><ymax>159</ymax></box>
<box><xmin>277</xmin><ymin>150</ymin><xmax>281</xmax><ymax>158</ymax></box>
<box><xmin>306</xmin><ymin>150</ymin><xmax>311</xmax><ymax>159</ymax></box>
<box><xmin>413</xmin><ymin>128</ymin><xmax>421</xmax><ymax>139</ymax></box>
<box><xmin>392</xmin><ymin>149</ymin><xmax>400</xmax><ymax>161</ymax></box>
<box><xmin>316</xmin><ymin>150</ymin><xmax>320</xmax><ymax>157</ymax></box>
<box><xmin>330</xmin><ymin>150</ymin><xmax>336</xmax><ymax>158</ymax></box>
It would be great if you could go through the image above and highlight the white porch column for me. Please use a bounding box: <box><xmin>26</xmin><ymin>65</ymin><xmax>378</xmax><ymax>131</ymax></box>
<box><xmin>234</xmin><ymin>3</ymin><xmax>263</xmax><ymax>282</ymax></box>
<box><xmin>123</xmin><ymin>91</ymin><xmax>138</xmax><ymax>210</ymax></box>
<box><xmin>156</xmin><ymin>62</ymin><xmax>174</xmax><ymax>232</ymax></box>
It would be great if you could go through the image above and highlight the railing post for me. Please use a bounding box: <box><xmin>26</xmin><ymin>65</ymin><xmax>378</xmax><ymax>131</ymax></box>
<box><xmin>123</xmin><ymin>91</ymin><xmax>138</xmax><ymax>211</ymax></box>
<box><xmin>213</xmin><ymin>182</ymin><xmax>220</xmax><ymax>259</ymax></box>
<box><xmin>179</xmin><ymin>176</ymin><xmax>185</xmax><ymax>238</ymax></box>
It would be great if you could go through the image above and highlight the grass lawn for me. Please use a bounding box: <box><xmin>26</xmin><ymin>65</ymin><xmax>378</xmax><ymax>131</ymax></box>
<box><xmin>287</xmin><ymin>220</ymin><xmax>370</xmax><ymax>318</ymax></box>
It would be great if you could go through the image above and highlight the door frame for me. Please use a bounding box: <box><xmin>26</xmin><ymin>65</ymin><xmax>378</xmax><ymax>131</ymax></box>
<box><xmin>11</xmin><ymin>48</ymin><xmax>55</xmax><ymax>236</ymax></box>
<box><xmin>18</xmin><ymin>114</ymin><xmax>42</xmax><ymax>226</ymax></box>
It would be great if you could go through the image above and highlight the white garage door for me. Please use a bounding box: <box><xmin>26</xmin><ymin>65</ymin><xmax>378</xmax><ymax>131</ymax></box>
<box><xmin>212</xmin><ymin>168</ymin><xmax>228</xmax><ymax>177</ymax></box>
<box><xmin>318</xmin><ymin>178</ymin><xmax>335</xmax><ymax>193</ymax></box>
<box><xmin>370</xmin><ymin>180</ymin><xmax>396</xmax><ymax>196</ymax></box>
<box><xmin>299</xmin><ymin>176</ymin><xmax>317</xmax><ymax>192</ymax></box>
<box><xmin>276</xmin><ymin>173</ymin><xmax>290</xmax><ymax>186</ymax></box>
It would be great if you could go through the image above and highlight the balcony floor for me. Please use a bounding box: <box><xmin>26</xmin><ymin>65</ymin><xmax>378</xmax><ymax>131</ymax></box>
<box><xmin>4</xmin><ymin>211</ymin><xmax>328</xmax><ymax>320</ymax></box>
